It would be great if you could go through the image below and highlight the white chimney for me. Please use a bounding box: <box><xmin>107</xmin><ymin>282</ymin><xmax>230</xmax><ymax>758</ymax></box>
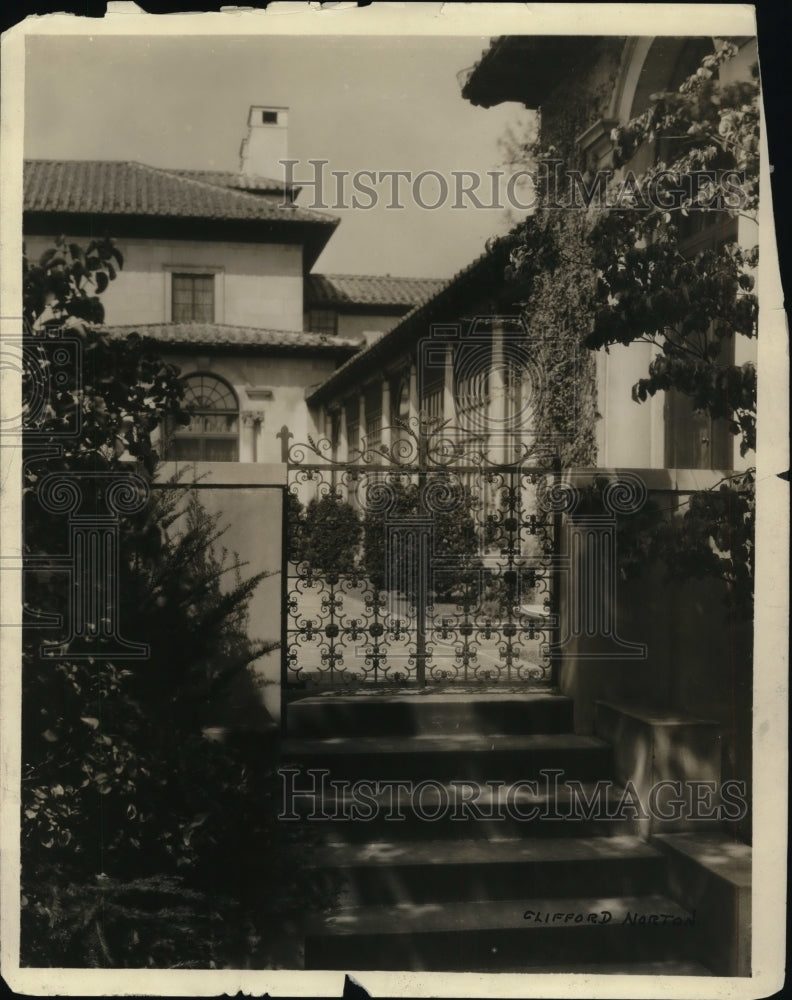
<box><xmin>239</xmin><ymin>105</ymin><xmax>289</xmax><ymax>179</ymax></box>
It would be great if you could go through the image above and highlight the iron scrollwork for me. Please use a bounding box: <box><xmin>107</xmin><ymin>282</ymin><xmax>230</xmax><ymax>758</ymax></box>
<box><xmin>285</xmin><ymin>420</ymin><xmax>557</xmax><ymax>689</ymax></box>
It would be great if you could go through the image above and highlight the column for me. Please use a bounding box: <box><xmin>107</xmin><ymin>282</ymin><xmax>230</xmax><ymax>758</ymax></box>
<box><xmin>408</xmin><ymin>364</ymin><xmax>419</xmax><ymax>425</ymax></box>
<box><xmin>337</xmin><ymin>405</ymin><xmax>348</xmax><ymax>464</ymax></box>
<box><xmin>242</xmin><ymin>411</ymin><xmax>265</xmax><ymax>462</ymax></box>
<box><xmin>489</xmin><ymin>321</ymin><xmax>508</xmax><ymax>463</ymax></box>
<box><xmin>358</xmin><ymin>392</ymin><xmax>366</xmax><ymax>441</ymax></box>
<box><xmin>317</xmin><ymin>404</ymin><xmax>328</xmax><ymax>445</ymax></box>
<box><xmin>442</xmin><ymin>341</ymin><xmax>457</xmax><ymax>446</ymax></box>
<box><xmin>381</xmin><ymin>378</ymin><xmax>392</xmax><ymax>453</ymax></box>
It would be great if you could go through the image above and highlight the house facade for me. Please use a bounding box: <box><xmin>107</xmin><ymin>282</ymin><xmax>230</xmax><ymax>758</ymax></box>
<box><xmin>23</xmin><ymin>115</ymin><xmax>442</xmax><ymax>467</ymax></box>
<box><xmin>22</xmin><ymin>40</ymin><xmax>755</xmax><ymax>756</ymax></box>
<box><xmin>462</xmin><ymin>33</ymin><xmax>758</xmax><ymax>474</ymax></box>
<box><xmin>20</xmin><ymin>37</ymin><xmax>756</xmax><ymax>975</ymax></box>
<box><xmin>304</xmin><ymin>35</ymin><xmax>758</xmax><ymax>478</ymax></box>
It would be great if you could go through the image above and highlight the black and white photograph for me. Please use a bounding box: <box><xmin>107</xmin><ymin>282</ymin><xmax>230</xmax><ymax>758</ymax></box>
<box><xmin>0</xmin><ymin>4</ymin><xmax>786</xmax><ymax>997</ymax></box>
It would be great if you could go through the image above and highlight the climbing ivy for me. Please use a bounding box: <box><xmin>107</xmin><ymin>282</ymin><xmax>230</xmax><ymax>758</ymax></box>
<box><xmin>504</xmin><ymin>40</ymin><xmax>758</xmax><ymax>616</ymax></box>
<box><xmin>504</xmin><ymin>209</ymin><xmax>599</xmax><ymax>468</ymax></box>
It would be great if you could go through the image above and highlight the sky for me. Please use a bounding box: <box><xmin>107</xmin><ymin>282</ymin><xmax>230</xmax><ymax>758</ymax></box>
<box><xmin>24</xmin><ymin>33</ymin><xmax>534</xmax><ymax>279</ymax></box>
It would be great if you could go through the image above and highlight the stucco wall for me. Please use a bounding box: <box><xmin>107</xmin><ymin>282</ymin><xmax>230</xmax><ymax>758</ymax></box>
<box><xmin>155</xmin><ymin>463</ymin><xmax>286</xmax><ymax>723</ymax></box>
<box><xmin>160</xmin><ymin>351</ymin><xmax>339</xmax><ymax>464</ymax></box>
<box><xmin>595</xmin><ymin>343</ymin><xmax>665</xmax><ymax>468</ymax></box>
<box><xmin>336</xmin><ymin>312</ymin><xmax>400</xmax><ymax>343</ymax></box>
<box><xmin>25</xmin><ymin>235</ymin><xmax>304</xmax><ymax>332</ymax></box>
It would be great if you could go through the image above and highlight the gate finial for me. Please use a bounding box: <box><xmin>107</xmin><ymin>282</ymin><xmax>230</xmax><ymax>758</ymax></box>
<box><xmin>276</xmin><ymin>424</ymin><xmax>294</xmax><ymax>462</ymax></box>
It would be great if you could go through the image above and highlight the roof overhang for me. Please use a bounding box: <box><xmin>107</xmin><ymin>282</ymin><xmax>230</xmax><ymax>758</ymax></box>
<box><xmin>23</xmin><ymin>211</ymin><xmax>339</xmax><ymax>273</ymax></box>
<box><xmin>462</xmin><ymin>35</ymin><xmax>604</xmax><ymax>109</ymax></box>
<box><xmin>102</xmin><ymin>323</ymin><xmax>363</xmax><ymax>359</ymax></box>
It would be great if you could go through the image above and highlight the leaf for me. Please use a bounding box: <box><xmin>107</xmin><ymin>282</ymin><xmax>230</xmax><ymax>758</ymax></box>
<box><xmin>41</xmin><ymin>729</ymin><xmax>58</xmax><ymax>742</ymax></box>
<box><xmin>80</xmin><ymin>716</ymin><xmax>100</xmax><ymax>729</ymax></box>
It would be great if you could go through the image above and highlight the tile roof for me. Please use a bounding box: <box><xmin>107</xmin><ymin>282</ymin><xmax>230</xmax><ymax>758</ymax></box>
<box><xmin>102</xmin><ymin>322</ymin><xmax>364</xmax><ymax>354</ymax></box>
<box><xmin>168</xmin><ymin>168</ymin><xmax>288</xmax><ymax>195</ymax></box>
<box><xmin>306</xmin><ymin>273</ymin><xmax>447</xmax><ymax>309</ymax></box>
<box><xmin>306</xmin><ymin>227</ymin><xmax>520</xmax><ymax>405</ymax></box>
<box><xmin>24</xmin><ymin>159</ymin><xmax>338</xmax><ymax>227</ymax></box>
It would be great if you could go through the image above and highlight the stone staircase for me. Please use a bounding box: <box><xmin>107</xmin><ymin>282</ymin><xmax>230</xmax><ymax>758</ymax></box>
<box><xmin>281</xmin><ymin>691</ymin><xmax>713</xmax><ymax>974</ymax></box>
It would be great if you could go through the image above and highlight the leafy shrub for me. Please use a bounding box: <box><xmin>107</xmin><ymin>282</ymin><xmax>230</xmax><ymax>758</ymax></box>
<box><xmin>363</xmin><ymin>476</ymin><xmax>480</xmax><ymax>600</ymax></box>
<box><xmin>21</xmin><ymin>482</ymin><xmax>338</xmax><ymax>967</ymax></box>
<box><xmin>286</xmin><ymin>490</ymin><xmax>308</xmax><ymax>564</ymax></box>
<box><xmin>20</xmin><ymin>239</ymin><xmax>337</xmax><ymax>967</ymax></box>
<box><xmin>301</xmin><ymin>493</ymin><xmax>361</xmax><ymax>575</ymax></box>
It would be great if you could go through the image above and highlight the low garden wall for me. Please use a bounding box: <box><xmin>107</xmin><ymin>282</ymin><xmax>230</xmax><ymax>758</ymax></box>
<box><xmin>155</xmin><ymin>461</ymin><xmax>286</xmax><ymax>724</ymax></box>
<box><xmin>555</xmin><ymin>468</ymin><xmax>753</xmax><ymax>843</ymax></box>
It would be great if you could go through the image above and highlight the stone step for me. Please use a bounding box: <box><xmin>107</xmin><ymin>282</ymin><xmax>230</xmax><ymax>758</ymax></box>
<box><xmin>286</xmin><ymin>691</ymin><xmax>574</xmax><ymax>738</ymax></box>
<box><xmin>304</xmin><ymin>894</ymin><xmax>697</xmax><ymax>971</ymax></box>
<box><xmin>652</xmin><ymin>831</ymin><xmax>751</xmax><ymax>976</ymax></box>
<box><xmin>308</xmin><ymin>835</ymin><xmax>665</xmax><ymax>905</ymax></box>
<box><xmin>281</xmin><ymin>732</ymin><xmax>612</xmax><ymax>781</ymax></box>
<box><xmin>280</xmin><ymin>778</ymin><xmax>639</xmax><ymax>839</ymax></box>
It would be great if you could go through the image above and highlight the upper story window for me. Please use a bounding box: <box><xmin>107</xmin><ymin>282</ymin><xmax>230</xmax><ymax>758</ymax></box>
<box><xmin>307</xmin><ymin>309</ymin><xmax>338</xmax><ymax>336</ymax></box>
<box><xmin>168</xmin><ymin>373</ymin><xmax>239</xmax><ymax>462</ymax></box>
<box><xmin>172</xmin><ymin>273</ymin><xmax>215</xmax><ymax>323</ymax></box>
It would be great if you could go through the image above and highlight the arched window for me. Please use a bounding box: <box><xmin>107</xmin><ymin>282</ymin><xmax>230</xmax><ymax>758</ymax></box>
<box><xmin>168</xmin><ymin>373</ymin><xmax>239</xmax><ymax>462</ymax></box>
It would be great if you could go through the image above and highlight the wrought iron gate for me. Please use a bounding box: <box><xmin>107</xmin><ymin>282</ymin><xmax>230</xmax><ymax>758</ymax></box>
<box><xmin>284</xmin><ymin>420</ymin><xmax>560</xmax><ymax>689</ymax></box>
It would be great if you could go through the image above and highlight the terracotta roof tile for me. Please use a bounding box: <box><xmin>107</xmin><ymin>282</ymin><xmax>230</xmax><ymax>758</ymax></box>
<box><xmin>169</xmin><ymin>168</ymin><xmax>288</xmax><ymax>195</ymax></box>
<box><xmin>102</xmin><ymin>322</ymin><xmax>364</xmax><ymax>353</ymax></box>
<box><xmin>306</xmin><ymin>273</ymin><xmax>447</xmax><ymax>309</ymax></box>
<box><xmin>24</xmin><ymin>159</ymin><xmax>337</xmax><ymax>227</ymax></box>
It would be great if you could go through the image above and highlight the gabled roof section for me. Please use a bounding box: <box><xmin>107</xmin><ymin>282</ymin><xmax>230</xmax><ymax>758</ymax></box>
<box><xmin>103</xmin><ymin>322</ymin><xmax>363</xmax><ymax>356</ymax></box>
<box><xmin>24</xmin><ymin>159</ymin><xmax>332</xmax><ymax>224</ymax></box>
<box><xmin>306</xmin><ymin>274</ymin><xmax>447</xmax><ymax>310</ymax></box>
